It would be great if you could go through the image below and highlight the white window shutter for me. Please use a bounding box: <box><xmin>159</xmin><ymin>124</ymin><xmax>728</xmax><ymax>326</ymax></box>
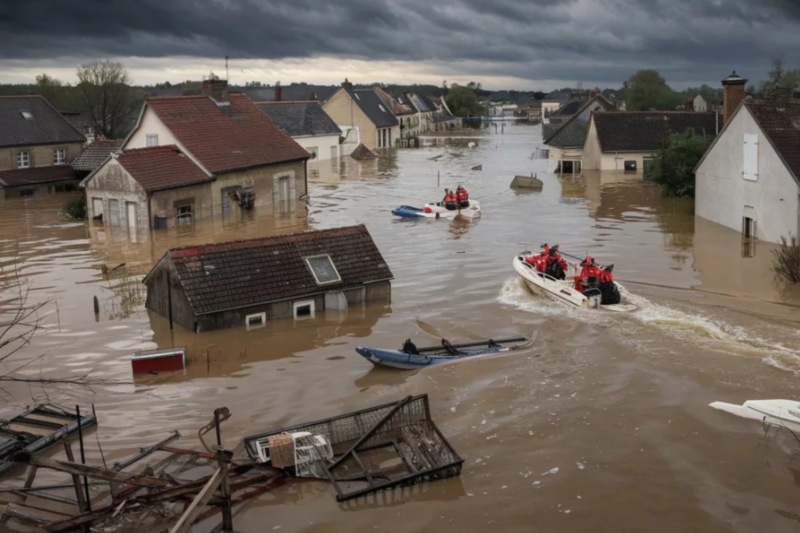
<box><xmin>743</xmin><ymin>133</ymin><xmax>758</xmax><ymax>181</ymax></box>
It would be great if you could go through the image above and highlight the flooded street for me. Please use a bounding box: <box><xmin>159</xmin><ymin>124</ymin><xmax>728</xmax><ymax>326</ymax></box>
<box><xmin>2</xmin><ymin>123</ymin><xmax>800</xmax><ymax>532</ymax></box>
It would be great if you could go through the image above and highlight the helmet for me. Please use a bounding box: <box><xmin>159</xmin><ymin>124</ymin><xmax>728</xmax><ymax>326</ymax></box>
<box><xmin>581</xmin><ymin>256</ymin><xmax>594</xmax><ymax>267</ymax></box>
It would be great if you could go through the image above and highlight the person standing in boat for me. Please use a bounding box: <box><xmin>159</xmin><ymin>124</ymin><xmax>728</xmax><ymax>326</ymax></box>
<box><xmin>456</xmin><ymin>185</ymin><xmax>470</xmax><ymax>208</ymax></box>
<box><xmin>574</xmin><ymin>256</ymin><xmax>601</xmax><ymax>292</ymax></box>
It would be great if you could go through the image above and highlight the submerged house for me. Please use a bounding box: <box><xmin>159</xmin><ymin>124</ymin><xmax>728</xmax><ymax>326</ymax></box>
<box><xmin>256</xmin><ymin>101</ymin><xmax>342</xmax><ymax>161</ymax></box>
<box><xmin>544</xmin><ymin>94</ymin><xmax>615</xmax><ymax>173</ymax></box>
<box><xmin>0</xmin><ymin>95</ymin><xmax>86</xmax><ymax>198</ymax></box>
<box><xmin>83</xmin><ymin>78</ymin><xmax>310</xmax><ymax>233</ymax></box>
<box><xmin>322</xmin><ymin>80</ymin><xmax>400</xmax><ymax>152</ymax></box>
<box><xmin>583</xmin><ymin>111</ymin><xmax>721</xmax><ymax>173</ymax></box>
<box><xmin>143</xmin><ymin>224</ymin><xmax>393</xmax><ymax>332</ymax></box>
<box><xmin>695</xmin><ymin>72</ymin><xmax>800</xmax><ymax>244</ymax></box>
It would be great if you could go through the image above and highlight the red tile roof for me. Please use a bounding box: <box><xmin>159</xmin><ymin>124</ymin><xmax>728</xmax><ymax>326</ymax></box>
<box><xmin>116</xmin><ymin>146</ymin><xmax>212</xmax><ymax>193</ymax></box>
<box><xmin>0</xmin><ymin>165</ymin><xmax>78</xmax><ymax>187</ymax></box>
<box><xmin>146</xmin><ymin>224</ymin><xmax>393</xmax><ymax>316</ymax></box>
<box><xmin>146</xmin><ymin>94</ymin><xmax>310</xmax><ymax>174</ymax></box>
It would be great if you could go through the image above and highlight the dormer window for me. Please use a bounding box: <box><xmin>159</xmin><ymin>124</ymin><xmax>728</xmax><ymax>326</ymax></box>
<box><xmin>20</xmin><ymin>110</ymin><xmax>33</xmax><ymax>120</ymax></box>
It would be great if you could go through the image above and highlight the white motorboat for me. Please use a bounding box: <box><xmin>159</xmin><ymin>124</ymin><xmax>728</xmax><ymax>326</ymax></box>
<box><xmin>392</xmin><ymin>200</ymin><xmax>481</xmax><ymax>220</ymax></box>
<box><xmin>512</xmin><ymin>252</ymin><xmax>637</xmax><ymax>312</ymax></box>
<box><xmin>709</xmin><ymin>399</ymin><xmax>800</xmax><ymax>433</ymax></box>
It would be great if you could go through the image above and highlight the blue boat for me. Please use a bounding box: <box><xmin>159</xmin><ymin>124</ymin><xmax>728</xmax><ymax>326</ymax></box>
<box><xmin>356</xmin><ymin>337</ymin><xmax>529</xmax><ymax>370</ymax></box>
<box><xmin>391</xmin><ymin>205</ymin><xmax>428</xmax><ymax>218</ymax></box>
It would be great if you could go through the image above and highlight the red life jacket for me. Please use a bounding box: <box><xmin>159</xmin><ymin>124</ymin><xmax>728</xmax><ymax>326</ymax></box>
<box><xmin>457</xmin><ymin>188</ymin><xmax>468</xmax><ymax>202</ymax></box>
<box><xmin>599</xmin><ymin>269</ymin><xmax>614</xmax><ymax>284</ymax></box>
<box><xmin>445</xmin><ymin>192</ymin><xmax>456</xmax><ymax>204</ymax></box>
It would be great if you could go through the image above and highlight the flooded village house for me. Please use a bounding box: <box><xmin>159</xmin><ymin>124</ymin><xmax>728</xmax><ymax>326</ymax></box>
<box><xmin>582</xmin><ymin>109</ymin><xmax>721</xmax><ymax>173</ymax></box>
<box><xmin>0</xmin><ymin>95</ymin><xmax>85</xmax><ymax>198</ymax></box>
<box><xmin>544</xmin><ymin>93</ymin><xmax>616</xmax><ymax>174</ymax></box>
<box><xmin>322</xmin><ymin>80</ymin><xmax>400</xmax><ymax>152</ymax></box>
<box><xmin>695</xmin><ymin>72</ymin><xmax>800</xmax><ymax>244</ymax></box>
<box><xmin>82</xmin><ymin>78</ymin><xmax>310</xmax><ymax>232</ymax></box>
<box><xmin>256</xmin><ymin>99</ymin><xmax>342</xmax><ymax>161</ymax></box>
<box><xmin>143</xmin><ymin>225</ymin><xmax>393</xmax><ymax>332</ymax></box>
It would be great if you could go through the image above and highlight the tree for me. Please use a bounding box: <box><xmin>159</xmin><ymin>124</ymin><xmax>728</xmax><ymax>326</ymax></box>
<box><xmin>757</xmin><ymin>55</ymin><xmax>800</xmax><ymax>97</ymax></box>
<box><xmin>76</xmin><ymin>60</ymin><xmax>138</xmax><ymax>139</ymax></box>
<box><xmin>644</xmin><ymin>129</ymin><xmax>713</xmax><ymax>197</ymax></box>
<box><xmin>34</xmin><ymin>73</ymin><xmax>76</xmax><ymax>111</ymax></box>
<box><xmin>445</xmin><ymin>84</ymin><xmax>486</xmax><ymax>117</ymax></box>
<box><xmin>773</xmin><ymin>236</ymin><xmax>800</xmax><ymax>284</ymax></box>
<box><xmin>625</xmin><ymin>70</ymin><xmax>680</xmax><ymax>110</ymax></box>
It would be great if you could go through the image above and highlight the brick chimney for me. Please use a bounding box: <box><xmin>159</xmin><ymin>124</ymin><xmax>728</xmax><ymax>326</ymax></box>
<box><xmin>721</xmin><ymin>71</ymin><xmax>747</xmax><ymax>125</ymax></box>
<box><xmin>685</xmin><ymin>96</ymin><xmax>694</xmax><ymax>111</ymax></box>
<box><xmin>202</xmin><ymin>76</ymin><xmax>229</xmax><ymax>104</ymax></box>
<box><xmin>342</xmin><ymin>78</ymin><xmax>353</xmax><ymax>92</ymax></box>
<box><xmin>274</xmin><ymin>86</ymin><xmax>282</xmax><ymax>102</ymax></box>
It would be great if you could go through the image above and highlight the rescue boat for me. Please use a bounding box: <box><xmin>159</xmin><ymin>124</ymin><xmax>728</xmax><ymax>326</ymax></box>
<box><xmin>392</xmin><ymin>200</ymin><xmax>481</xmax><ymax>219</ymax></box>
<box><xmin>709</xmin><ymin>399</ymin><xmax>800</xmax><ymax>434</ymax></box>
<box><xmin>512</xmin><ymin>252</ymin><xmax>637</xmax><ymax>312</ymax></box>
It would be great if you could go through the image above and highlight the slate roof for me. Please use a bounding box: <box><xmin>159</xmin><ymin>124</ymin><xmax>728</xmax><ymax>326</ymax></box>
<box><xmin>71</xmin><ymin>139</ymin><xmax>124</xmax><ymax>172</ymax></box>
<box><xmin>349</xmin><ymin>89</ymin><xmax>399</xmax><ymax>128</ymax></box>
<box><xmin>405</xmin><ymin>93</ymin><xmax>437</xmax><ymax>113</ymax></box>
<box><xmin>147</xmin><ymin>224</ymin><xmax>393</xmax><ymax>315</ymax></box>
<box><xmin>593</xmin><ymin>112</ymin><xmax>721</xmax><ymax>152</ymax></box>
<box><xmin>256</xmin><ymin>101</ymin><xmax>341</xmax><ymax>138</ymax></box>
<box><xmin>0</xmin><ymin>165</ymin><xmax>78</xmax><ymax>188</ymax></box>
<box><xmin>242</xmin><ymin>86</ymin><xmax>338</xmax><ymax>103</ymax></box>
<box><xmin>553</xmin><ymin>100</ymin><xmax>584</xmax><ymax>117</ymax></box>
<box><xmin>144</xmin><ymin>94</ymin><xmax>310</xmax><ymax>174</ymax></box>
<box><xmin>116</xmin><ymin>146</ymin><xmax>212</xmax><ymax>193</ymax></box>
<box><xmin>744</xmin><ymin>99</ymin><xmax>800</xmax><ymax>182</ymax></box>
<box><xmin>0</xmin><ymin>96</ymin><xmax>86</xmax><ymax>148</ymax></box>
<box><xmin>375</xmin><ymin>88</ymin><xmax>414</xmax><ymax>116</ymax></box>
<box><xmin>545</xmin><ymin>96</ymin><xmax>616</xmax><ymax>148</ymax></box>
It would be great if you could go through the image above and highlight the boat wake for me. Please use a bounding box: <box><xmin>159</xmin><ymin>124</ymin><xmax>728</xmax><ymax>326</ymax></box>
<box><xmin>498</xmin><ymin>278</ymin><xmax>800</xmax><ymax>373</ymax></box>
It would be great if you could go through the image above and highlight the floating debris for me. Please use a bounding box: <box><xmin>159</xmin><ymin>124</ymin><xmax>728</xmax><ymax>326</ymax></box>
<box><xmin>510</xmin><ymin>174</ymin><xmax>543</xmax><ymax>190</ymax></box>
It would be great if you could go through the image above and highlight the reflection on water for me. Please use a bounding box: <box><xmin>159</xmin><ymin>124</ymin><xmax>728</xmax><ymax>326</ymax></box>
<box><xmin>1</xmin><ymin>125</ymin><xmax>800</xmax><ymax>532</ymax></box>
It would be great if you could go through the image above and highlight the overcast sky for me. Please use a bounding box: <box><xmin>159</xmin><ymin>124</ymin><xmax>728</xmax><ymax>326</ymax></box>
<box><xmin>0</xmin><ymin>0</ymin><xmax>798</xmax><ymax>90</ymax></box>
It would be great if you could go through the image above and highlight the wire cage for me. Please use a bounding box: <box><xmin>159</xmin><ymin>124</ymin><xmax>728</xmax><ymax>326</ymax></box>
<box><xmin>243</xmin><ymin>394</ymin><xmax>463</xmax><ymax>501</ymax></box>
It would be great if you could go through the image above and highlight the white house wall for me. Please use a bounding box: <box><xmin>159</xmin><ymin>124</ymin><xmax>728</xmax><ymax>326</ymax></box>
<box><xmin>84</xmin><ymin>158</ymin><xmax>149</xmax><ymax>239</ymax></box>
<box><xmin>695</xmin><ymin>107</ymin><xmax>800</xmax><ymax>244</ymax></box>
<box><xmin>125</xmin><ymin>107</ymin><xmax>179</xmax><ymax>149</ymax></box>
<box><xmin>292</xmin><ymin>134</ymin><xmax>341</xmax><ymax>161</ymax></box>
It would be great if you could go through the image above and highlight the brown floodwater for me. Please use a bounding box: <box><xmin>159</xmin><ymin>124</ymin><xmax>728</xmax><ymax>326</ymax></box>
<box><xmin>1</xmin><ymin>123</ymin><xmax>800</xmax><ymax>532</ymax></box>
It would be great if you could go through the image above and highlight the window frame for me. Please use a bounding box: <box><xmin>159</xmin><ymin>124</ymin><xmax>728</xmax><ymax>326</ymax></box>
<box><xmin>292</xmin><ymin>300</ymin><xmax>316</xmax><ymax>320</ymax></box>
<box><xmin>53</xmin><ymin>148</ymin><xmax>66</xmax><ymax>165</ymax></box>
<box><xmin>146</xmin><ymin>134</ymin><xmax>159</xmax><ymax>147</ymax></box>
<box><xmin>16</xmin><ymin>150</ymin><xmax>30</xmax><ymax>169</ymax></box>
<box><xmin>623</xmin><ymin>160</ymin><xmax>637</xmax><ymax>173</ymax></box>
<box><xmin>91</xmin><ymin>198</ymin><xmax>104</xmax><ymax>220</ymax></box>
<box><xmin>245</xmin><ymin>312</ymin><xmax>266</xmax><ymax>330</ymax></box>
<box><xmin>303</xmin><ymin>254</ymin><xmax>342</xmax><ymax>286</ymax></box>
<box><xmin>175</xmin><ymin>203</ymin><xmax>194</xmax><ymax>226</ymax></box>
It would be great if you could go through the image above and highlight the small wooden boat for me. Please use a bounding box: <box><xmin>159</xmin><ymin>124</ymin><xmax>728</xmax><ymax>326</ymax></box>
<box><xmin>356</xmin><ymin>336</ymin><xmax>529</xmax><ymax>369</ymax></box>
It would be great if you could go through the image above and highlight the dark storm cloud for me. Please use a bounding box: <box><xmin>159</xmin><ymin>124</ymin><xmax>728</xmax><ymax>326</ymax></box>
<box><xmin>0</xmin><ymin>0</ymin><xmax>798</xmax><ymax>86</ymax></box>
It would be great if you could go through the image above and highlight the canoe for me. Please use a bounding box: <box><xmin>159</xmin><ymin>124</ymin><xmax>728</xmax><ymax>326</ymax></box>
<box><xmin>356</xmin><ymin>336</ymin><xmax>529</xmax><ymax>369</ymax></box>
<box><xmin>512</xmin><ymin>253</ymin><xmax>636</xmax><ymax>312</ymax></box>
<box><xmin>392</xmin><ymin>200</ymin><xmax>481</xmax><ymax>219</ymax></box>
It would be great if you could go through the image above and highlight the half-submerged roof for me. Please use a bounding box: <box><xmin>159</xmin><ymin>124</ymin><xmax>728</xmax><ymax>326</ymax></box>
<box><xmin>0</xmin><ymin>166</ymin><xmax>78</xmax><ymax>188</ymax></box>
<box><xmin>116</xmin><ymin>146</ymin><xmax>212</xmax><ymax>193</ymax></box>
<box><xmin>349</xmin><ymin>89</ymin><xmax>399</xmax><ymax>128</ymax></box>
<box><xmin>145</xmin><ymin>94</ymin><xmax>309</xmax><ymax>174</ymax></box>
<box><xmin>256</xmin><ymin>101</ymin><xmax>341</xmax><ymax>137</ymax></box>
<box><xmin>147</xmin><ymin>225</ymin><xmax>393</xmax><ymax>315</ymax></box>
<box><xmin>0</xmin><ymin>96</ymin><xmax>86</xmax><ymax>148</ymax></box>
<box><xmin>593</xmin><ymin>111</ymin><xmax>721</xmax><ymax>152</ymax></box>
<box><xmin>545</xmin><ymin>95</ymin><xmax>616</xmax><ymax>148</ymax></box>
<box><xmin>744</xmin><ymin>99</ymin><xmax>800</xmax><ymax>182</ymax></box>
<box><xmin>71</xmin><ymin>139</ymin><xmax>124</xmax><ymax>172</ymax></box>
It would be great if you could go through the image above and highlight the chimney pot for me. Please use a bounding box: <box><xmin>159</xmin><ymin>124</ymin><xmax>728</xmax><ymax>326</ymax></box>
<box><xmin>342</xmin><ymin>78</ymin><xmax>353</xmax><ymax>92</ymax></box>
<box><xmin>721</xmin><ymin>70</ymin><xmax>748</xmax><ymax>125</ymax></box>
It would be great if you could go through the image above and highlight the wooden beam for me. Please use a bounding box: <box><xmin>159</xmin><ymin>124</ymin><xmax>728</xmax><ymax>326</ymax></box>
<box><xmin>63</xmin><ymin>441</ymin><xmax>89</xmax><ymax>514</ymax></box>
<box><xmin>169</xmin><ymin>467</ymin><xmax>224</xmax><ymax>533</ymax></box>
<box><xmin>25</xmin><ymin>456</ymin><xmax>170</xmax><ymax>488</ymax></box>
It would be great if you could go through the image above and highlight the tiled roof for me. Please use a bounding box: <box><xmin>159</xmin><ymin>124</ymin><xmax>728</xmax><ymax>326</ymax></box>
<box><xmin>593</xmin><ymin>111</ymin><xmax>721</xmax><ymax>152</ymax></box>
<box><xmin>349</xmin><ymin>89</ymin><xmax>399</xmax><ymax>128</ymax></box>
<box><xmin>256</xmin><ymin>101</ymin><xmax>341</xmax><ymax>137</ymax></box>
<box><xmin>545</xmin><ymin>95</ymin><xmax>616</xmax><ymax>148</ymax></box>
<box><xmin>375</xmin><ymin>88</ymin><xmax>414</xmax><ymax>116</ymax></box>
<box><xmin>150</xmin><ymin>224</ymin><xmax>393</xmax><ymax>315</ymax></box>
<box><xmin>145</xmin><ymin>94</ymin><xmax>310</xmax><ymax>174</ymax></box>
<box><xmin>116</xmin><ymin>146</ymin><xmax>212</xmax><ymax>193</ymax></box>
<box><xmin>71</xmin><ymin>139</ymin><xmax>124</xmax><ymax>172</ymax></box>
<box><xmin>0</xmin><ymin>96</ymin><xmax>86</xmax><ymax>148</ymax></box>
<box><xmin>745</xmin><ymin>99</ymin><xmax>800</xmax><ymax>183</ymax></box>
<box><xmin>350</xmin><ymin>144</ymin><xmax>378</xmax><ymax>160</ymax></box>
<box><xmin>0</xmin><ymin>165</ymin><xmax>78</xmax><ymax>187</ymax></box>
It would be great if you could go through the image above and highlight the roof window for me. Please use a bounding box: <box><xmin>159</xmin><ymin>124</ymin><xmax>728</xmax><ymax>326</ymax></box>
<box><xmin>379</xmin><ymin>104</ymin><xmax>387</xmax><ymax>112</ymax></box>
<box><xmin>304</xmin><ymin>254</ymin><xmax>342</xmax><ymax>285</ymax></box>
<box><xmin>354</xmin><ymin>93</ymin><xmax>360</xmax><ymax>100</ymax></box>
<box><xmin>20</xmin><ymin>110</ymin><xmax>33</xmax><ymax>120</ymax></box>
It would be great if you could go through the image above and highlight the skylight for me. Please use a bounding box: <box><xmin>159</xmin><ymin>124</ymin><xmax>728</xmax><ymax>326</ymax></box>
<box><xmin>379</xmin><ymin>104</ymin><xmax>386</xmax><ymax>112</ymax></box>
<box><xmin>354</xmin><ymin>93</ymin><xmax>360</xmax><ymax>100</ymax></box>
<box><xmin>20</xmin><ymin>110</ymin><xmax>33</xmax><ymax>120</ymax></box>
<box><xmin>304</xmin><ymin>254</ymin><xmax>341</xmax><ymax>285</ymax></box>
